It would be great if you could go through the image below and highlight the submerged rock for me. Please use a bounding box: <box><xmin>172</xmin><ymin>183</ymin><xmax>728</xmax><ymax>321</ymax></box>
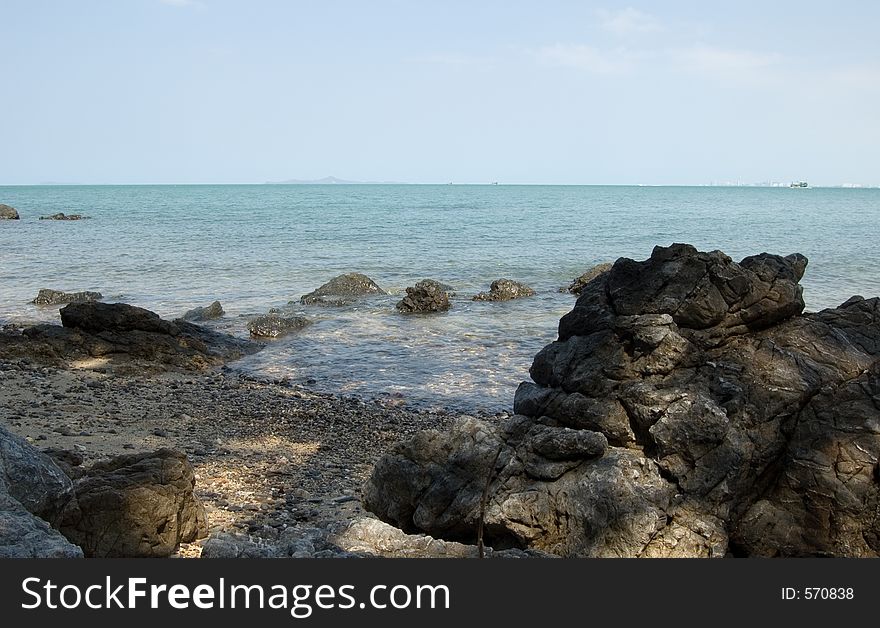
<box><xmin>57</xmin><ymin>449</ymin><xmax>208</xmax><ymax>558</ymax></box>
<box><xmin>365</xmin><ymin>244</ymin><xmax>880</xmax><ymax>557</ymax></box>
<box><xmin>39</xmin><ymin>212</ymin><xmax>89</xmax><ymax>220</ymax></box>
<box><xmin>396</xmin><ymin>280</ymin><xmax>451</xmax><ymax>313</ymax></box>
<box><xmin>0</xmin><ymin>204</ymin><xmax>20</xmax><ymax>220</ymax></box>
<box><xmin>561</xmin><ymin>262</ymin><xmax>612</xmax><ymax>295</ymax></box>
<box><xmin>300</xmin><ymin>273</ymin><xmax>385</xmax><ymax>306</ymax></box>
<box><xmin>32</xmin><ymin>288</ymin><xmax>103</xmax><ymax>306</ymax></box>
<box><xmin>182</xmin><ymin>300</ymin><xmax>224</xmax><ymax>322</ymax></box>
<box><xmin>247</xmin><ymin>314</ymin><xmax>311</xmax><ymax>338</ymax></box>
<box><xmin>472</xmin><ymin>279</ymin><xmax>535</xmax><ymax>302</ymax></box>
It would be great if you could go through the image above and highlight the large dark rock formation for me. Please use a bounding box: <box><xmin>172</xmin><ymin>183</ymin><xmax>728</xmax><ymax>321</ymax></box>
<box><xmin>365</xmin><ymin>244</ymin><xmax>880</xmax><ymax>557</ymax></box>
<box><xmin>0</xmin><ymin>302</ymin><xmax>260</xmax><ymax>371</ymax></box>
<box><xmin>396</xmin><ymin>280</ymin><xmax>452</xmax><ymax>313</ymax></box>
<box><xmin>32</xmin><ymin>288</ymin><xmax>103</xmax><ymax>306</ymax></box>
<box><xmin>300</xmin><ymin>273</ymin><xmax>386</xmax><ymax>306</ymax></box>
<box><xmin>473</xmin><ymin>279</ymin><xmax>536</xmax><ymax>302</ymax></box>
<box><xmin>0</xmin><ymin>204</ymin><xmax>20</xmax><ymax>220</ymax></box>
<box><xmin>57</xmin><ymin>449</ymin><xmax>207</xmax><ymax>557</ymax></box>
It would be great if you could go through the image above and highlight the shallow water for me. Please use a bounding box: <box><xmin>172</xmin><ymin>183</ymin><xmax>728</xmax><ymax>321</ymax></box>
<box><xmin>1</xmin><ymin>184</ymin><xmax>878</xmax><ymax>411</ymax></box>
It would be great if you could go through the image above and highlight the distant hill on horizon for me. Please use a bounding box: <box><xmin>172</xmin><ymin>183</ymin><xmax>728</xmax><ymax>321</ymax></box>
<box><xmin>265</xmin><ymin>176</ymin><xmax>404</xmax><ymax>185</ymax></box>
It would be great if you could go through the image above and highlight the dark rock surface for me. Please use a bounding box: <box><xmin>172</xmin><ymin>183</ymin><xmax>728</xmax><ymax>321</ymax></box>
<box><xmin>472</xmin><ymin>279</ymin><xmax>536</xmax><ymax>302</ymax></box>
<box><xmin>0</xmin><ymin>302</ymin><xmax>260</xmax><ymax>371</ymax></box>
<box><xmin>0</xmin><ymin>424</ymin><xmax>73</xmax><ymax>520</ymax></box>
<box><xmin>561</xmin><ymin>262</ymin><xmax>612</xmax><ymax>295</ymax></box>
<box><xmin>39</xmin><ymin>212</ymin><xmax>88</xmax><ymax>220</ymax></box>
<box><xmin>300</xmin><ymin>273</ymin><xmax>386</xmax><ymax>306</ymax></box>
<box><xmin>247</xmin><ymin>314</ymin><xmax>312</xmax><ymax>338</ymax></box>
<box><xmin>396</xmin><ymin>280</ymin><xmax>451</xmax><ymax>313</ymax></box>
<box><xmin>0</xmin><ymin>494</ymin><xmax>83</xmax><ymax>558</ymax></box>
<box><xmin>0</xmin><ymin>425</ymin><xmax>82</xmax><ymax>558</ymax></box>
<box><xmin>0</xmin><ymin>204</ymin><xmax>20</xmax><ymax>220</ymax></box>
<box><xmin>182</xmin><ymin>300</ymin><xmax>224</xmax><ymax>321</ymax></box>
<box><xmin>365</xmin><ymin>244</ymin><xmax>880</xmax><ymax>557</ymax></box>
<box><xmin>32</xmin><ymin>288</ymin><xmax>103</xmax><ymax>306</ymax></box>
<box><xmin>57</xmin><ymin>448</ymin><xmax>208</xmax><ymax>557</ymax></box>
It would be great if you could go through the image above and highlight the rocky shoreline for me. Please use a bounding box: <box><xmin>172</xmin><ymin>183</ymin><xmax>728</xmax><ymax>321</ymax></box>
<box><xmin>3</xmin><ymin>244</ymin><xmax>879</xmax><ymax>558</ymax></box>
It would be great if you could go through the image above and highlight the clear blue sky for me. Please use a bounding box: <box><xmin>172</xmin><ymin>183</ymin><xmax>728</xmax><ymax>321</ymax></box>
<box><xmin>2</xmin><ymin>0</ymin><xmax>878</xmax><ymax>185</ymax></box>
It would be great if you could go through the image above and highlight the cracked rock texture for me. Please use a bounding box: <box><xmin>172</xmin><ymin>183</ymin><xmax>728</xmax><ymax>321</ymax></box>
<box><xmin>57</xmin><ymin>448</ymin><xmax>208</xmax><ymax>557</ymax></box>
<box><xmin>365</xmin><ymin>244</ymin><xmax>880</xmax><ymax>557</ymax></box>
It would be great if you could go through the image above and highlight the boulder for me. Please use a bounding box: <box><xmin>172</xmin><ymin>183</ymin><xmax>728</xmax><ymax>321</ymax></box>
<box><xmin>0</xmin><ymin>494</ymin><xmax>83</xmax><ymax>558</ymax></box>
<box><xmin>300</xmin><ymin>273</ymin><xmax>386</xmax><ymax>306</ymax></box>
<box><xmin>0</xmin><ymin>302</ymin><xmax>260</xmax><ymax>371</ymax></box>
<box><xmin>32</xmin><ymin>288</ymin><xmax>103</xmax><ymax>306</ymax></box>
<box><xmin>396</xmin><ymin>280</ymin><xmax>451</xmax><ymax>313</ymax></box>
<box><xmin>182</xmin><ymin>300</ymin><xmax>224</xmax><ymax>322</ymax></box>
<box><xmin>39</xmin><ymin>212</ymin><xmax>88</xmax><ymax>220</ymax></box>
<box><xmin>472</xmin><ymin>279</ymin><xmax>536</xmax><ymax>302</ymax></box>
<box><xmin>365</xmin><ymin>244</ymin><xmax>880</xmax><ymax>557</ymax></box>
<box><xmin>0</xmin><ymin>424</ymin><xmax>73</xmax><ymax>520</ymax></box>
<box><xmin>561</xmin><ymin>262</ymin><xmax>612</xmax><ymax>295</ymax></box>
<box><xmin>0</xmin><ymin>203</ymin><xmax>20</xmax><ymax>220</ymax></box>
<box><xmin>57</xmin><ymin>449</ymin><xmax>208</xmax><ymax>557</ymax></box>
<box><xmin>247</xmin><ymin>314</ymin><xmax>311</xmax><ymax>338</ymax></box>
<box><xmin>0</xmin><ymin>426</ymin><xmax>82</xmax><ymax>558</ymax></box>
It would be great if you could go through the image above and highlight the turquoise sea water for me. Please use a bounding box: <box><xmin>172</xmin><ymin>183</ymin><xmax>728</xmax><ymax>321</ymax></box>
<box><xmin>1</xmin><ymin>184</ymin><xmax>878</xmax><ymax>411</ymax></box>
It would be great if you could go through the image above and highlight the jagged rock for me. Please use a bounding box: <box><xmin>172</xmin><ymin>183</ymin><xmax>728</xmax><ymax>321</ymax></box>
<box><xmin>300</xmin><ymin>273</ymin><xmax>385</xmax><ymax>306</ymax></box>
<box><xmin>57</xmin><ymin>449</ymin><xmax>208</xmax><ymax>557</ymax></box>
<box><xmin>396</xmin><ymin>280</ymin><xmax>451</xmax><ymax>313</ymax></box>
<box><xmin>32</xmin><ymin>288</ymin><xmax>103</xmax><ymax>306</ymax></box>
<box><xmin>0</xmin><ymin>204</ymin><xmax>20</xmax><ymax>220</ymax></box>
<box><xmin>0</xmin><ymin>424</ymin><xmax>73</xmax><ymax>520</ymax></box>
<box><xmin>365</xmin><ymin>244</ymin><xmax>880</xmax><ymax>557</ymax></box>
<box><xmin>415</xmin><ymin>279</ymin><xmax>455</xmax><ymax>296</ymax></box>
<box><xmin>39</xmin><ymin>212</ymin><xmax>88</xmax><ymax>220</ymax></box>
<box><xmin>561</xmin><ymin>263</ymin><xmax>612</xmax><ymax>295</ymax></box>
<box><xmin>247</xmin><ymin>314</ymin><xmax>311</xmax><ymax>338</ymax></box>
<box><xmin>182</xmin><ymin>300</ymin><xmax>224</xmax><ymax>321</ymax></box>
<box><xmin>0</xmin><ymin>302</ymin><xmax>260</xmax><ymax>371</ymax></box>
<box><xmin>0</xmin><ymin>494</ymin><xmax>83</xmax><ymax>558</ymax></box>
<box><xmin>472</xmin><ymin>279</ymin><xmax>535</xmax><ymax>302</ymax></box>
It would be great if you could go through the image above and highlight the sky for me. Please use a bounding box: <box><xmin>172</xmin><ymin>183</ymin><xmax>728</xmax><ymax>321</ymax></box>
<box><xmin>1</xmin><ymin>0</ymin><xmax>878</xmax><ymax>185</ymax></box>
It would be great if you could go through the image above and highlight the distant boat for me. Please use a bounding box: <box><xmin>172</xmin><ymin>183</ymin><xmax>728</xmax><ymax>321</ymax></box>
<box><xmin>789</xmin><ymin>181</ymin><xmax>809</xmax><ymax>188</ymax></box>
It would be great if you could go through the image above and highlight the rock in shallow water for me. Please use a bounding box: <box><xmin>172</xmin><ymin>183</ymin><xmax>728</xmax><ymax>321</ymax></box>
<box><xmin>396</xmin><ymin>280</ymin><xmax>451</xmax><ymax>313</ymax></box>
<box><xmin>562</xmin><ymin>262</ymin><xmax>612</xmax><ymax>295</ymax></box>
<box><xmin>300</xmin><ymin>273</ymin><xmax>386</xmax><ymax>306</ymax></box>
<box><xmin>0</xmin><ymin>203</ymin><xmax>20</xmax><ymax>220</ymax></box>
<box><xmin>472</xmin><ymin>279</ymin><xmax>535</xmax><ymax>302</ymax></box>
<box><xmin>247</xmin><ymin>313</ymin><xmax>311</xmax><ymax>338</ymax></box>
<box><xmin>182</xmin><ymin>300</ymin><xmax>224</xmax><ymax>321</ymax></box>
<box><xmin>365</xmin><ymin>244</ymin><xmax>880</xmax><ymax>557</ymax></box>
<box><xmin>32</xmin><ymin>288</ymin><xmax>103</xmax><ymax>306</ymax></box>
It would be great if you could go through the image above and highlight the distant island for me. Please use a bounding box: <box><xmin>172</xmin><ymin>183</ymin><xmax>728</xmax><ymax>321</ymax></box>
<box><xmin>265</xmin><ymin>176</ymin><xmax>403</xmax><ymax>185</ymax></box>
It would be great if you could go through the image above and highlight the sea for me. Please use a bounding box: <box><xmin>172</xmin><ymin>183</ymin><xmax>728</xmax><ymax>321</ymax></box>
<box><xmin>1</xmin><ymin>184</ymin><xmax>878</xmax><ymax>412</ymax></box>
